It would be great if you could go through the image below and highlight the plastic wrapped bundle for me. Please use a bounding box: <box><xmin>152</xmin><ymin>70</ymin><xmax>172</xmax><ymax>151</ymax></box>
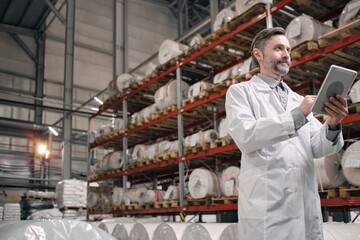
<box><xmin>0</xmin><ymin>219</ymin><xmax>116</xmax><ymax>240</ymax></box>
<box><xmin>56</xmin><ymin>179</ymin><xmax>87</xmax><ymax>209</ymax></box>
<box><xmin>155</xmin><ymin>80</ymin><xmax>189</xmax><ymax>110</ymax></box>
<box><xmin>114</xmin><ymin>118</ymin><xmax>124</xmax><ymax>131</ymax></box>
<box><xmin>145</xmin><ymin>62</ymin><xmax>157</xmax><ymax>76</ymax></box>
<box><xmin>341</xmin><ymin>141</ymin><xmax>360</xmax><ymax>186</ymax></box>
<box><xmin>143</xmin><ymin>144</ymin><xmax>158</xmax><ymax>160</ymax></box>
<box><xmin>140</xmin><ymin>190</ymin><xmax>165</xmax><ymax>205</ymax></box>
<box><xmin>213</xmin><ymin>8</ymin><xmax>238</xmax><ymax>31</ymax></box>
<box><xmin>181</xmin><ymin>223</ymin><xmax>211</xmax><ymax>239</ymax></box>
<box><xmin>157</xmin><ymin>141</ymin><xmax>172</xmax><ymax>155</ymax></box>
<box><xmin>3</xmin><ymin>203</ymin><xmax>21</xmax><ymax>221</ymax></box>
<box><xmin>189</xmin><ymin>169</ymin><xmax>221</xmax><ymax>199</ymax></box>
<box><xmin>235</xmin><ymin>0</ymin><xmax>272</xmax><ymax>16</ymax></box>
<box><xmin>339</xmin><ymin>0</ymin><xmax>360</xmax><ymax>26</ymax></box>
<box><xmin>201</xmin><ymin>223</ymin><xmax>238</xmax><ymax>240</ymax></box>
<box><xmin>112</xmin><ymin>223</ymin><xmax>129</xmax><ymax>240</ymax></box>
<box><xmin>158</xmin><ymin>39</ymin><xmax>188</xmax><ymax>64</ymax></box>
<box><xmin>153</xmin><ymin>223</ymin><xmax>192</xmax><ymax>240</ymax></box>
<box><xmin>131</xmin><ymin>144</ymin><xmax>147</xmax><ymax>164</ymax></box>
<box><xmin>188</xmin><ymin>81</ymin><xmax>213</xmax><ymax>97</ymax></box>
<box><xmin>125</xmin><ymin>188</ymin><xmax>148</xmax><ymax>204</ymax></box>
<box><xmin>350</xmin><ymin>80</ymin><xmax>360</xmax><ymax>103</ymax></box>
<box><xmin>214</xmin><ymin>68</ymin><xmax>232</xmax><ymax>84</ymax></box>
<box><xmin>129</xmin><ymin>223</ymin><xmax>150</xmax><ymax>240</ymax></box>
<box><xmin>323</xmin><ymin>222</ymin><xmax>360</xmax><ymax>240</ymax></box>
<box><xmin>314</xmin><ymin>151</ymin><xmax>346</xmax><ymax>189</ymax></box>
<box><xmin>27</xmin><ymin>208</ymin><xmax>63</xmax><ymax>220</ymax></box>
<box><xmin>112</xmin><ymin>187</ymin><xmax>124</xmax><ymax>206</ymax></box>
<box><xmin>189</xmin><ymin>34</ymin><xmax>203</xmax><ymax>47</ymax></box>
<box><xmin>138</xmin><ymin>104</ymin><xmax>158</xmax><ymax>120</ymax></box>
<box><xmin>184</xmin><ymin>129</ymin><xmax>219</xmax><ymax>148</ymax></box>
<box><xmin>102</xmin><ymin>151</ymin><xmax>123</xmax><ymax>171</ymax></box>
<box><xmin>107</xmin><ymin>73</ymin><xmax>136</xmax><ymax>96</ymax></box>
<box><xmin>98</xmin><ymin>124</ymin><xmax>113</xmax><ymax>136</ymax></box>
<box><xmin>169</xmin><ymin>140</ymin><xmax>179</xmax><ymax>152</ymax></box>
<box><xmin>87</xmin><ymin>192</ymin><xmax>101</xmax><ymax>208</ymax></box>
<box><xmin>164</xmin><ymin>185</ymin><xmax>189</xmax><ymax>200</ymax></box>
<box><xmin>220</xmin><ymin>166</ymin><xmax>240</xmax><ymax>196</ymax></box>
<box><xmin>219</xmin><ymin>118</ymin><xmax>232</xmax><ymax>142</ymax></box>
<box><xmin>285</xmin><ymin>14</ymin><xmax>335</xmax><ymax>48</ymax></box>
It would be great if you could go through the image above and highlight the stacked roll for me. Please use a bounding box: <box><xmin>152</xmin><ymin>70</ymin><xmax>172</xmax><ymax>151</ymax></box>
<box><xmin>169</xmin><ymin>140</ymin><xmax>179</xmax><ymax>152</ymax></box>
<box><xmin>189</xmin><ymin>34</ymin><xmax>203</xmax><ymax>47</ymax></box>
<box><xmin>235</xmin><ymin>0</ymin><xmax>272</xmax><ymax>16</ymax></box>
<box><xmin>341</xmin><ymin>141</ymin><xmax>360</xmax><ymax>186</ymax></box>
<box><xmin>231</xmin><ymin>61</ymin><xmax>244</xmax><ymax>77</ymax></box>
<box><xmin>180</xmin><ymin>223</ymin><xmax>211</xmax><ymax>239</ymax></box>
<box><xmin>3</xmin><ymin>203</ymin><xmax>21</xmax><ymax>221</ymax></box>
<box><xmin>339</xmin><ymin>0</ymin><xmax>360</xmax><ymax>27</ymax></box>
<box><xmin>138</xmin><ymin>104</ymin><xmax>158</xmax><ymax>121</ymax></box>
<box><xmin>188</xmin><ymin>81</ymin><xmax>213</xmax><ymax>97</ymax></box>
<box><xmin>154</xmin><ymin>80</ymin><xmax>189</xmax><ymax>110</ymax></box>
<box><xmin>107</xmin><ymin>73</ymin><xmax>136</xmax><ymax>96</ymax></box>
<box><xmin>113</xmin><ymin>118</ymin><xmax>124</xmax><ymax>131</ymax></box>
<box><xmin>184</xmin><ymin>129</ymin><xmax>219</xmax><ymax>148</ymax></box>
<box><xmin>201</xmin><ymin>223</ymin><xmax>238</xmax><ymax>240</ymax></box>
<box><xmin>140</xmin><ymin>190</ymin><xmax>165</xmax><ymax>205</ymax></box>
<box><xmin>220</xmin><ymin>166</ymin><xmax>240</xmax><ymax>196</ymax></box>
<box><xmin>350</xmin><ymin>80</ymin><xmax>360</xmax><ymax>103</ymax></box>
<box><xmin>124</xmin><ymin>188</ymin><xmax>148</xmax><ymax>204</ymax></box>
<box><xmin>112</xmin><ymin>223</ymin><xmax>129</xmax><ymax>240</ymax></box>
<box><xmin>218</xmin><ymin>118</ymin><xmax>232</xmax><ymax>143</ymax></box>
<box><xmin>285</xmin><ymin>14</ymin><xmax>334</xmax><ymax>48</ymax></box>
<box><xmin>158</xmin><ymin>40</ymin><xmax>188</xmax><ymax>64</ymax></box>
<box><xmin>214</xmin><ymin>68</ymin><xmax>232</xmax><ymax>84</ymax></box>
<box><xmin>129</xmin><ymin>223</ymin><xmax>151</xmax><ymax>240</ymax></box>
<box><xmin>164</xmin><ymin>185</ymin><xmax>189</xmax><ymax>200</ymax></box>
<box><xmin>314</xmin><ymin>151</ymin><xmax>346</xmax><ymax>189</ymax></box>
<box><xmin>213</xmin><ymin>8</ymin><xmax>237</xmax><ymax>31</ymax></box>
<box><xmin>189</xmin><ymin>169</ymin><xmax>221</xmax><ymax>199</ymax></box>
<box><xmin>131</xmin><ymin>144</ymin><xmax>147</xmax><ymax>164</ymax></box>
<box><xmin>102</xmin><ymin>151</ymin><xmax>123</xmax><ymax>171</ymax></box>
<box><xmin>112</xmin><ymin>187</ymin><xmax>124</xmax><ymax>206</ymax></box>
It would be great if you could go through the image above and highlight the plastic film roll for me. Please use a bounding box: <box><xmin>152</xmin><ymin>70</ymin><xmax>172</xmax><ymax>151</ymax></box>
<box><xmin>214</xmin><ymin>69</ymin><xmax>231</xmax><ymax>84</ymax></box>
<box><xmin>87</xmin><ymin>192</ymin><xmax>100</xmax><ymax>208</ymax></box>
<box><xmin>131</xmin><ymin>144</ymin><xmax>147</xmax><ymax>164</ymax></box>
<box><xmin>314</xmin><ymin>151</ymin><xmax>346</xmax><ymax>189</ymax></box>
<box><xmin>112</xmin><ymin>223</ymin><xmax>129</xmax><ymax>240</ymax></box>
<box><xmin>164</xmin><ymin>185</ymin><xmax>189</xmax><ymax>200</ymax></box>
<box><xmin>114</xmin><ymin>118</ymin><xmax>124</xmax><ymax>131</ymax></box>
<box><xmin>145</xmin><ymin>62</ymin><xmax>157</xmax><ymax>76</ymax></box>
<box><xmin>200</xmin><ymin>223</ymin><xmax>237</xmax><ymax>240</ymax></box>
<box><xmin>189</xmin><ymin>34</ymin><xmax>203</xmax><ymax>47</ymax></box>
<box><xmin>153</xmin><ymin>223</ymin><xmax>192</xmax><ymax>240</ymax></box>
<box><xmin>143</xmin><ymin>144</ymin><xmax>158</xmax><ymax>160</ymax></box>
<box><xmin>235</xmin><ymin>0</ymin><xmax>272</xmax><ymax>16</ymax></box>
<box><xmin>127</xmin><ymin>188</ymin><xmax>148</xmax><ymax>204</ymax></box>
<box><xmin>339</xmin><ymin>0</ymin><xmax>360</xmax><ymax>27</ymax></box>
<box><xmin>112</xmin><ymin>187</ymin><xmax>124</xmax><ymax>206</ymax></box>
<box><xmin>140</xmin><ymin>190</ymin><xmax>165</xmax><ymax>205</ymax></box>
<box><xmin>220</xmin><ymin>166</ymin><xmax>240</xmax><ymax>196</ymax></box>
<box><xmin>189</xmin><ymin>168</ymin><xmax>221</xmax><ymax>199</ymax></box>
<box><xmin>323</xmin><ymin>222</ymin><xmax>360</xmax><ymax>240</ymax></box>
<box><xmin>350</xmin><ymin>80</ymin><xmax>360</xmax><ymax>103</ymax></box>
<box><xmin>158</xmin><ymin>141</ymin><xmax>172</xmax><ymax>155</ymax></box>
<box><xmin>138</xmin><ymin>104</ymin><xmax>158</xmax><ymax>120</ymax></box>
<box><xmin>231</xmin><ymin>62</ymin><xmax>244</xmax><ymax>78</ymax></box>
<box><xmin>285</xmin><ymin>14</ymin><xmax>334</xmax><ymax>48</ymax></box>
<box><xmin>129</xmin><ymin>223</ymin><xmax>150</xmax><ymax>240</ymax></box>
<box><xmin>158</xmin><ymin>39</ymin><xmax>188</xmax><ymax>64</ymax></box>
<box><xmin>341</xmin><ymin>141</ymin><xmax>360</xmax><ymax>186</ymax></box>
<box><xmin>98</xmin><ymin>222</ymin><xmax>118</xmax><ymax>234</ymax></box>
<box><xmin>108</xmin><ymin>151</ymin><xmax>123</xmax><ymax>170</ymax></box>
<box><xmin>188</xmin><ymin>81</ymin><xmax>213</xmax><ymax>97</ymax></box>
<box><xmin>154</xmin><ymin>80</ymin><xmax>189</xmax><ymax>110</ymax></box>
<box><xmin>169</xmin><ymin>140</ymin><xmax>179</xmax><ymax>152</ymax></box>
<box><xmin>218</xmin><ymin>223</ymin><xmax>238</xmax><ymax>240</ymax></box>
<box><xmin>108</xmin><ymin>73</ymin><xmax>136</xmax><ymax>96</ymax></box>
<box><xmin>184</xmin><ymin>129</ymin><xmax>219</xmax><ymax>148</ymax></box>
<box><xmin>181</xmin><ymin>223</ymin><xmax>211</xmax><ymax>240</ymax></box>
<box><xmin>213</xmin><ymin>8</ymin><xmax>237</xmax><ymax>31</ymax></box>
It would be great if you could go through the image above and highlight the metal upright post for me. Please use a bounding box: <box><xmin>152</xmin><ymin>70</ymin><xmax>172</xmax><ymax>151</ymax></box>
<box><xmin>86</xmin><ymin>118</ymin><xmax>91</xmax><ymax>220</ymax></box>
<box><xmin>176</xmin><ymin>64</ymin><xmax>185</xmax><ymax>209</ymax></box>
<box><xmin>210</xmin><ymin>0</ymin><xmax>219</xmax><ymax>32</ymax></box>
<box><xmin>62</xmin><ymin>0</ymin><xmax>75</xmax><ymax>180</ymax></box>
<box><xmin>123</xmin><ymin>100</ymin><xmax>128</xmax><ymax>192</ymax></box>
<box><xmin>266</xmin><ymin>3</ymin><xmax>273</xmax><ymax>28</ymax></box>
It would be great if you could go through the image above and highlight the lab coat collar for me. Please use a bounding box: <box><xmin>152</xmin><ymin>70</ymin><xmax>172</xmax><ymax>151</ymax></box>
<box><xmin>252</xmin><ymin>74</ymin><xmax>291</xmax><ymax>92</ymax></box>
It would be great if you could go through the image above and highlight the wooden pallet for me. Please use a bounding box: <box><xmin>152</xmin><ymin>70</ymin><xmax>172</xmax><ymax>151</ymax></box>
<box><xmin>184</xmin><ymin>198</ymin><xmax>211</xmax><ymax>206</ymax></box>
<box><xmin>318</xmin><ymin>19</ymin><xmax>360</xmax><ymax>48</ymax></box>
<box><xmin>142</xmin><ymin>202</ymin><xmax>155</xmax><ymax>209</ymax></box>
<box><xmin>318</xmin><ymin>188</ymin><xmax>339</xmax><ymax>198</ymax></box>
<box><xmin>291</xmin><ymin>41</ymin><xmax>319</xmax><ymax>60</ymax></box>
<box><xmin>210</xmin><ymin>138</ymin><xmax>230</xmax><ymax>149</ymax></box>
<box><xmin>145</xmin><ymin>158</ymin><xmax>156</xmax><ymax>165</ymax></box>
<box><xmin>211</xmin><ymin>196</ymin><xmax>238</xmax><ymax>205</ymax></box>
<box><xmin>339</xmin><ymin>186</ymin><xmax>360</xmax><ymax>198</ymax></box>
<box><xmin>123</xmin><ymin>204</ymin><xmax>139</xmax><ymax>210</ymax></box>
<box><xmin>183</xmin><ymin>95</ymin><xmax>200</xmax><ymax>106</ymax></box>
<box><xmin>89</xmin><ymin>186</ymin><xmax>112</xmax><ymax>193</ymax></box>
<box><xmin>24</xmin><ymin>195</ymin><xmax>56</xmax><ymax>200</ymax></box>
<box><xmin>348</xmin><ymin>103</ymin><xmax>360</xmax><ymax>114</ymax></box>
<box><xmin>154</xmin><ymin>201</ymin><xmax>172</xmax><ymax>208</ymax></box>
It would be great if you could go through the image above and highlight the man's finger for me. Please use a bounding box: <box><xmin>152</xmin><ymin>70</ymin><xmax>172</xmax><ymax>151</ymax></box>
<box><xmin>335</xmin><ymin>94</ymin><xmax>348</xmax><ymax>107</ymax></box>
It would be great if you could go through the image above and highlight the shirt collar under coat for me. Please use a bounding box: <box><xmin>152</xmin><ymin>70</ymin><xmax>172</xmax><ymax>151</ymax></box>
<box><xmin>252</xmin><ymin>74</ymin><xmax>290</xmax><ymax>92</ymax></box>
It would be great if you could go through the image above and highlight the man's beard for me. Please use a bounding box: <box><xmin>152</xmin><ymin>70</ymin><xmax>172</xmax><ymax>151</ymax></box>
<box><xmin>263</xmin><ymin>54</ymin><xmax>290</xmax><ymax>77</ymax></box>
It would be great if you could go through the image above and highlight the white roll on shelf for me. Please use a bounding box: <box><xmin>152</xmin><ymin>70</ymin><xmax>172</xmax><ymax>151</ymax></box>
<box><xmin>285</xmin><ymin>14</ymin><xmax>334</xmax><ymax>48</ymax></box>
<box><xmin>220</xmin><ymin>166</ymin><xmax>240</xmax><ymax>196</ymax></box>
<box><xmin>184</xmin><ymin>129</ymin><xmax>219</xmax><ymax>148</ymax></box>
<box><xmin>155</xmin><ymin>80</ymin><xmax>189</xmax><ymax>110</ymax></box>
<box><xmin>350</xmin><ymin>80</ymin><xmax>360</xmax><ymax>103</ymax></box>
<box><xmin>108</xmin><ymin>73</ymin><xmax>136</xmax><ymax>96</ymax></box>
<box><xmin>189</xmin><ymin>34</ymin><xmax>203</xmax><ymax>47</ymax></box>
<box><xmin>235</xmin><ymin>0</ymin><xmax>272</xmax><ymax>16</ymax></box>
<box><xmin>158</xmin><ymin>39</ymin><xmax>188</xmax><ymax>64</ymax></box>
<box><xmin>188</xmin><ymin>81</ymin><xmax>213</xmax><ymax>97</ymax></box>
<box><xmin>189</xmin><ymin>168</ymin><xmax>221</xmax><ymax>199</ymax></box>
<box><xmin>213</xmin><ymin>8</ymin><xmax>238</xmax><ymax>31</ymax></box>
<box><xmin>314</xmin><ymin>151</ymin><xmax>346</xmax><ymax>189</ymax></box>
<box><xmin>339</xmin><ymin>0</ymin><xmax>360</xmax><ymax>27</ymax></box>
<box><xmin>131</xmin><ymin>144</ymin><xmax>147</xmax><ymax>164</ymax></box>
<box><xmin>164</xmin><ymin>185</ymin><xmax>189</xmax><ymax>201</ymax></box>
<box><xmin>140</xmin><ymin>190</ymin><xmax>165</xmax><ymax>205</ymax></box>
<box><xmin>341</xmin><ymin>141</ymin><xmax>360</xmax><ymax>186</ymax></box>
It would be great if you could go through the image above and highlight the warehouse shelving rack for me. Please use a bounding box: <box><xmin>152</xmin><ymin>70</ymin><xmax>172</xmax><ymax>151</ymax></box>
<box><xmin>87</xmin><ymin>0</ymin><xmax>360</xmax><ymax>217</ymax></box>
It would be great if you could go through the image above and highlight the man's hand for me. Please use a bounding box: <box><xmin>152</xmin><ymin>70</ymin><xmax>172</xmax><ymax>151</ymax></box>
<box><xmin>299</xmin><ymin>95</ymin><xmax>316</xmax><ymax>117</ymax></box>
<box><xmin>324</xmin><ymin>94</ymin><xmax>348</xmax><ymax>129</ymax></box>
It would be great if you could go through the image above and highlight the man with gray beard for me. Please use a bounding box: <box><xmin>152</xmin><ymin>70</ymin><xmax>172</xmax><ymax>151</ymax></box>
<box><xmin>225</xmin><ymin>27</ymin><xmax>348</xmax><ymax>240</ymax></box>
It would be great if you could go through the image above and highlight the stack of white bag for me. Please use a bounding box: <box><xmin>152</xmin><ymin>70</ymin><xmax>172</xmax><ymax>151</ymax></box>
<box><xmin>27</xmin><ymin>208</ymin><xmax>63</xmax><ymax>220</ymax></box>
<box><xmin>0</xmin><ymin>206</ymin><xmax>3</xmax><ymax>221</ymax></box>
<box><xmin>3</xmin><ymin>203</ymin><xmax>21</xmax><ymax>221</ymax></box>
<box><xmin>56</xmin><ymin>179</ymin><xmax>87</xmax><ymax>209</ymax></box>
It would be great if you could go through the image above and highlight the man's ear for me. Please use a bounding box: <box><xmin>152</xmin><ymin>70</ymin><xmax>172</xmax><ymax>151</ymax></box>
<box><xmin>253</xmin><ymin>48</ymin><xmax>263</xmax><ymax>63</ymax></box>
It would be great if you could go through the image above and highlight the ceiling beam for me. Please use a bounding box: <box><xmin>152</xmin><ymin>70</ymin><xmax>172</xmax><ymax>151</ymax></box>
<box><xmin>0</xmin><ymin>23</ymin><xmax>38</xmax><ymax>38</ymax></box>
<box><xmin>43</xmin><ymin>0</ymin><xmax>65</xmax><ymax>25</ymax></box>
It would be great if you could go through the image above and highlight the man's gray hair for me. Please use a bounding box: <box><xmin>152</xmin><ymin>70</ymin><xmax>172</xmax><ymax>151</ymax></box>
<box><xmin>250</xmin><ymin>27</ymin><xmax>286</xmax><ymax>67</ymax></box>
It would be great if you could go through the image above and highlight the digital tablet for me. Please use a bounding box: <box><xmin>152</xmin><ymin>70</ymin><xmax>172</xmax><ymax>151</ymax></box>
<box><xmin>311</xmin><ymin>65</ymin><xmax>358</xmax><ymax>115</ymax></box>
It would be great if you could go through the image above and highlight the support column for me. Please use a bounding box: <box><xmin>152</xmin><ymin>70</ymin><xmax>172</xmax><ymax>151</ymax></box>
<box><xmin>113</xmin><ymin>0</ymin><xmax>118</xmax><ymax>78</ymax></box>
<box><xmin>35</xmin><ymin>25</ymin><xmax>45</xmax><ymax>124</ymax></box>
<box><xmin>123</xmin><ymin>100</ymin><xmax>128</xmax><ymax>192</ymax></box>
<box><xmin>177</xmin><ymin>0</ymin><xmax>184</xmax><ymax>36</ymax></box>
<box><xmin>210</xmin><ymin>0</ymin><xmax>219</xmax><ymax>32</ymax></box>
<box><xmin>266</xmin><ymin>3</ymin><xmax>273</xmax><ymax>28</ymax></box>
<box><xmin>123</xmin><ymin>0</ymin><xmax>128</xmax><ymax>73</ymax></box>
<box><xmin>176</xmin><ymin>65</ymin><xmax>185</xmax><ymax>208</ymax></box>
<box><xmin>62</xmin><ymin>0</ymin><xmax>75</xmax><ymax>180</ymax></box>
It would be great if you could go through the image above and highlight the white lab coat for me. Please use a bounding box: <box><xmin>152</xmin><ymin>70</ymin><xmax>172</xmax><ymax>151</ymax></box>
<box><xmin>225</xmin><ymin>75</ymin><xmax>343</xmax><ymax>240</ymax></box>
